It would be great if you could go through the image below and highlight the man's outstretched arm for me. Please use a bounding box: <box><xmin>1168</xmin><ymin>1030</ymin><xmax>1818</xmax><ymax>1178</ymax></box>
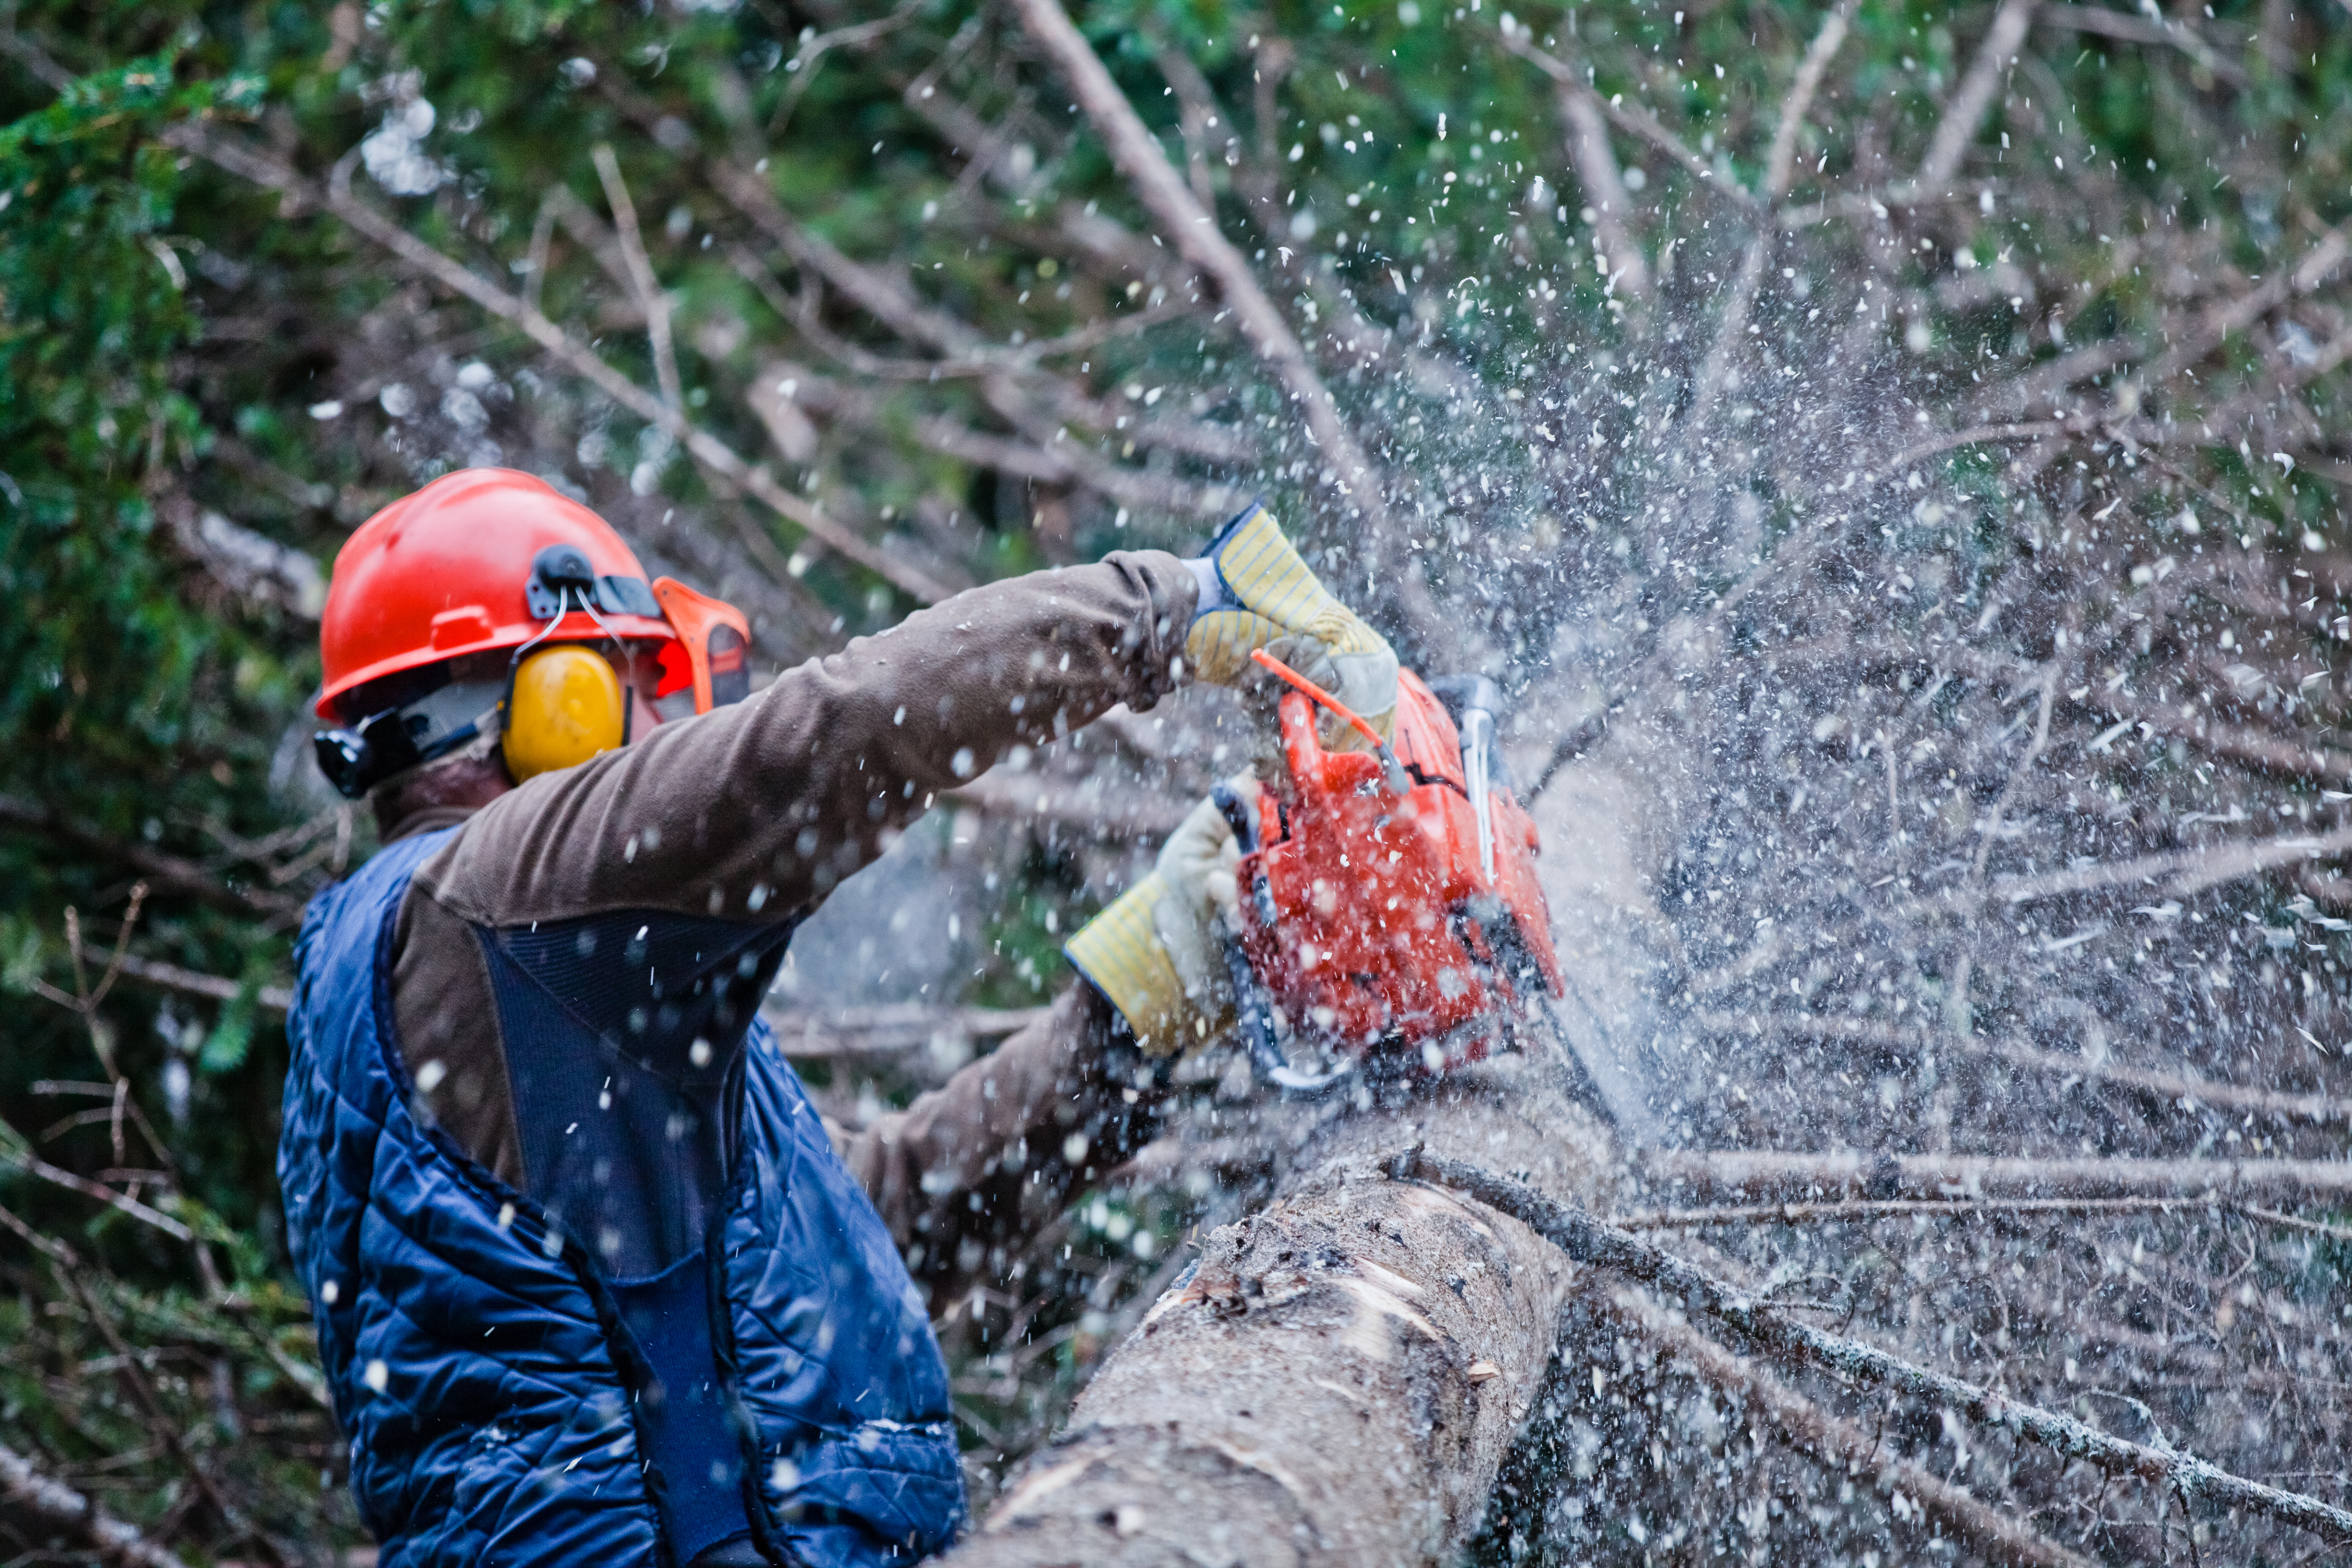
<box><xmin>412</xmin><ymin>550</ymin><xmax>1198</xmax><ymax>931</ymax></box>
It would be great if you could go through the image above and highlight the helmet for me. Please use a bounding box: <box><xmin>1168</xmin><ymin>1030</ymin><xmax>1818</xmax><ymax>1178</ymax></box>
<box><xmin>312</xmin><ymin>469</ymin><xmax>750</xmax><ymax>799</ymax></box>
<box><xmin>316</xmin><ymin>468</ymin><xmax>675</xmax><ymax>720</ymax></box>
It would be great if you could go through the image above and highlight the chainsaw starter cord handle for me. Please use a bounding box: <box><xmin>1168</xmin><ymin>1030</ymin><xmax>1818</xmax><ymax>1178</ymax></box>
<box><xmin>1248</xmin><ymin>649</ymin><xmax>1412</xmax><ymax>794</ymax></box>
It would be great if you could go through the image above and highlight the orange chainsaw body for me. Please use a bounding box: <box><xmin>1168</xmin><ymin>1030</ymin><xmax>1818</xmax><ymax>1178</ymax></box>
<box><xmin>1230</xmin><ymin>671</ymin><xmax>1563</xmax><ymax>1074</ymax></box>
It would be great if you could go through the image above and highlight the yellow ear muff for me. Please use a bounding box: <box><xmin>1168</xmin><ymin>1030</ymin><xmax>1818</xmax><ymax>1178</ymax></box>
<box><xmin>503</xmin><ymin>645</ymin><xmax>626</xmax><ymax>782</ymax></box>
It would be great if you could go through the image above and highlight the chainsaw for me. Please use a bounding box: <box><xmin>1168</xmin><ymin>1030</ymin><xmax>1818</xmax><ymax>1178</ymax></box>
<box><xmin>1213</xmin><ymin>651</ymin><xmax>1566</xmax><ymax>1095</ymax></box>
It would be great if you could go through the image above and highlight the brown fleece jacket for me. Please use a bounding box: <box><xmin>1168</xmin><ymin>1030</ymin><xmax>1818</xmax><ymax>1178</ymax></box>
<box><xmin>382</xmin><ymin>552</ymin><xmax>1196</xmax><ymax>1248</ymax></box>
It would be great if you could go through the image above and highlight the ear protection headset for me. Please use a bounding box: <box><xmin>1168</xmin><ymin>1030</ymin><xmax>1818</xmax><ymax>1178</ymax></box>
<box><xmin>313</xmin><ymin>545</ymin><xmax>750</xmax><ymax>798</ymax></box>
<box><xmin>495</xmin><ymin>544</ymin><xmax>634</xmax><ymax>783</ymax></box>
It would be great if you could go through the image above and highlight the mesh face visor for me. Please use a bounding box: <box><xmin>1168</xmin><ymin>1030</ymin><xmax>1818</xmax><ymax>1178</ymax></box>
<box><xmin>650</xmin><ymin>577</ymin><xmax>754</xmax><ymax>719</ymax></box>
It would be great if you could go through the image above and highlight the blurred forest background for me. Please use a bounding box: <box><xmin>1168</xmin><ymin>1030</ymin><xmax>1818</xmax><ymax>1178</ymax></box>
<box><xmin>6</xmin><ymin>0</ymin><xmax>2352</xmax><ymax>1561</ymax></box>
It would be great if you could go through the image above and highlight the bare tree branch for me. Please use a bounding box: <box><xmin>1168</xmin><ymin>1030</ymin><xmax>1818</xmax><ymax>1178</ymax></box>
<box><xmin>591</xmin><ymin>144</ymin><xmax>683</xmax><ymax>414</ymax></box>
<box><xmin>0</xmin><ymin>1439</ymin><xmax>190</xmax><ymax>1568</ymax></box>
<box><xmin>1762</xmin><ymin>2</ymin><xmax>1854</xmax><ymax>204</ymax></box>
<box><xmin>1604</xmin><ymin>1287</ymin><xmax>2097</xmax><ymax>1568</ymax></box>
<box><xmin>1401</xmin><ymin>1150</ymin><xmax>2352</xmax><ymax>1547</ymax></box>
<box><xmin>761</xmin><ymin>1003</ymin><xmax>1052</xmax><ymax>1063</ymax></box>
<box><xmin>1918</xmin><ymin>0</ymin><xmax>2040</xmax><ymax>191</ymax></box>
<box><xmin>1641</xmin><ymin>1148</ymin><xmax>2352</xmax><ymax>1207</ymax></box>
<box><xmin>77</xmin><ymin>953</ymin><xmax>293</xmax><ymax>1015</ymax></box>
<box><xmin>2034</xmin><ymin>3</ymin><xmax>2247</xmax><ymax>88</ymax></box>
<box><xmin>1617</xmin><ymin>1193</ymin><xmax>2352</xmax><ymax>1242</ymax></box>
<box><xmin>1007</xmin><ymin>0</ymin><xmax>1447</xmax><ymax>648</ymax></box>
<box><xmin>0</xmin><ymin>796</ymin><xmax>297</xmax><ymax>920</ymax></box>
<box><xmin>767</xmin><ymin>4</ymin><xmax>921</xmax><ymax>136</ymax></box>
<box><xmin>1501</xmin><ymin>30</ymin><xmax>1761</xmax><ymax>214</ymax></box>
<box><xmin>1691</xmin><ymin>1010</ymin><xmax>2352</xmax><ymax>1128</ymax></box>
<box><xmin>0</xmin><ymin>1120</ymin><xmax>196</xmax><ymax>1243</ymax></box>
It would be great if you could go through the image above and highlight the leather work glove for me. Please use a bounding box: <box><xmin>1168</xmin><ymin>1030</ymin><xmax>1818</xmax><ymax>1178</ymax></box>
<box><xmin>1063</xmin><ymin>777</ymin><xmax>1260</xmax><ymax>1057</ymax></box>
<box><xmin>1183</xmin><ymin>501</ymin><xmax>1398</xmax><ymax>750</ymax></box>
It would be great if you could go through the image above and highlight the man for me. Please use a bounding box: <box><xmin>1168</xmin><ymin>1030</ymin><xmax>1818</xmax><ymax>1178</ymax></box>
<box><xmin>281</xmin><ymin>467</ymin><xmax>1393</xmax><ymax>1567</ymax></box>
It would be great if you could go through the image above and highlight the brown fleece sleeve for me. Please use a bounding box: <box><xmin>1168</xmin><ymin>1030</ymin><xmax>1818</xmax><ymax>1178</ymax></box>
<box><xmin>836</xmin><ymin>983</ymin><xmax>1168</xmax><ymax>1304</ymax></box>
<box><xmin>408</xmin><ymin>550</ymin><xmax>1195</xmax><ymax>928</ymax></box>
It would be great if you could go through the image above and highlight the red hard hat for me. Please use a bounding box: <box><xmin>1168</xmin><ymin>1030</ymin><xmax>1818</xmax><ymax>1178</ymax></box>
<box><xmin>317</xmin><ymin>469</ymin><xmax>675</xmax><ymax>719</ymax></box>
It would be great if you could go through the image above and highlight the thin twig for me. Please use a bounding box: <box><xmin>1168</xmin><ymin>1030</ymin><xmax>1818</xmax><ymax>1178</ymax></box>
<box><xmin>767</xmin><ymin>4</ymin><xmax>920</xmax><ymax>136</ymax></box>
<box><xmin>72</xmin><ymin>952</ymin><xmax>292</xmax><ymax>1014</ymax></box>
<box><xmin>591</xmin><ymin>144</ymin><xmax>683</xmax><ymax>414</ymax></box>
<box><xmin>0</xmin><ymin>1134</ymin><xmax>196</xmax><ymax>1242</ymax></box>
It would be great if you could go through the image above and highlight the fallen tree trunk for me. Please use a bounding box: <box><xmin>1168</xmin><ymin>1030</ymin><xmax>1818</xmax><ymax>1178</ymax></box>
<box><xmin>944</xmin><ymin>1065</ymin><xmax>1620</xmax><ymax>1566</ymax></box>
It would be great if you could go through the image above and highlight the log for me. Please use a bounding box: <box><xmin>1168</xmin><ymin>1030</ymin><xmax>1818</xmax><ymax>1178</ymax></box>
<box><xmin>939</xmin><ymin>711</ymin><xmax>1677</xmax><ymax>1563</ymax></box>
<box><xmin>942</xmin><ymin>1064</ymin><xmax>1619</xmax><ymax>1567</ymax></box>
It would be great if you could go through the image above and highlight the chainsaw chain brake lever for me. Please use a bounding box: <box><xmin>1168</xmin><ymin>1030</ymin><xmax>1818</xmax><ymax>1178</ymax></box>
<box><xmin>1247</xmin><ymin>649</ymin><xmax>1411</xmax><ymax>796</ymax></box>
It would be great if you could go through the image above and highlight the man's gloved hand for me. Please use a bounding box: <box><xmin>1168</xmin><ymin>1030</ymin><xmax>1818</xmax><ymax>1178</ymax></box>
<box><xmin>1183</xmin><ymin>501</ymin><xmax>1398</xmax><ymax>750</ymax></box>
<box><xmin>1063</xmin><ymin>778</ymin><xmax>1260</xmax><ymax>1056</ymax></box>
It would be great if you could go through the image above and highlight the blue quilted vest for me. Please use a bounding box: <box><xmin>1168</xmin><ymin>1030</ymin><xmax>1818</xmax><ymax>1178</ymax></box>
<box><xmin>279</xmin><ymin>830</ymin><xmax>965</xmax><ymax>1566</ymax></box>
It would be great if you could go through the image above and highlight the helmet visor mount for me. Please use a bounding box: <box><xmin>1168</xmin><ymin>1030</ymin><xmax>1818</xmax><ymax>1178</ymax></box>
<box><xmin>650</xmin><ymin>576</ymin><xmax>753</xmax><ymax>719</ymax></box>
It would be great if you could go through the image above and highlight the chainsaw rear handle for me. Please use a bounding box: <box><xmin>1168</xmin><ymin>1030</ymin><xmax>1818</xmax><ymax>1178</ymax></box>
<box><xmin>1221</xmin><ymin>933</ymin><xmax>1355</xmax><ymax>1096</ymax></box>
<box><xmin>1212</xmin><ymin>781</ymin><xmax>1352</xmax><ymax>1096</ymax></box>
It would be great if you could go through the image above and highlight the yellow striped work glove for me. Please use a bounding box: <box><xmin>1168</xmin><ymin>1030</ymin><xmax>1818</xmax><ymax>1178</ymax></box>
<box><xmin>1182</xmin><ymin>500</ymin><xmax>1398</xmax><ymax>747</ymax></box>
<box><xmin>1063</xmin><ymin>783</ymin><xmax>1252</xmax><ymax>1056</ymax></box>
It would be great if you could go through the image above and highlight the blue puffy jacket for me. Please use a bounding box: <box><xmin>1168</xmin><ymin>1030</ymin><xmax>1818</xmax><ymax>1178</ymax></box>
<box><xmin>279</xmin><ymin>828</ymin><xmax>966</xmax><ymax>1565</ymax></box>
